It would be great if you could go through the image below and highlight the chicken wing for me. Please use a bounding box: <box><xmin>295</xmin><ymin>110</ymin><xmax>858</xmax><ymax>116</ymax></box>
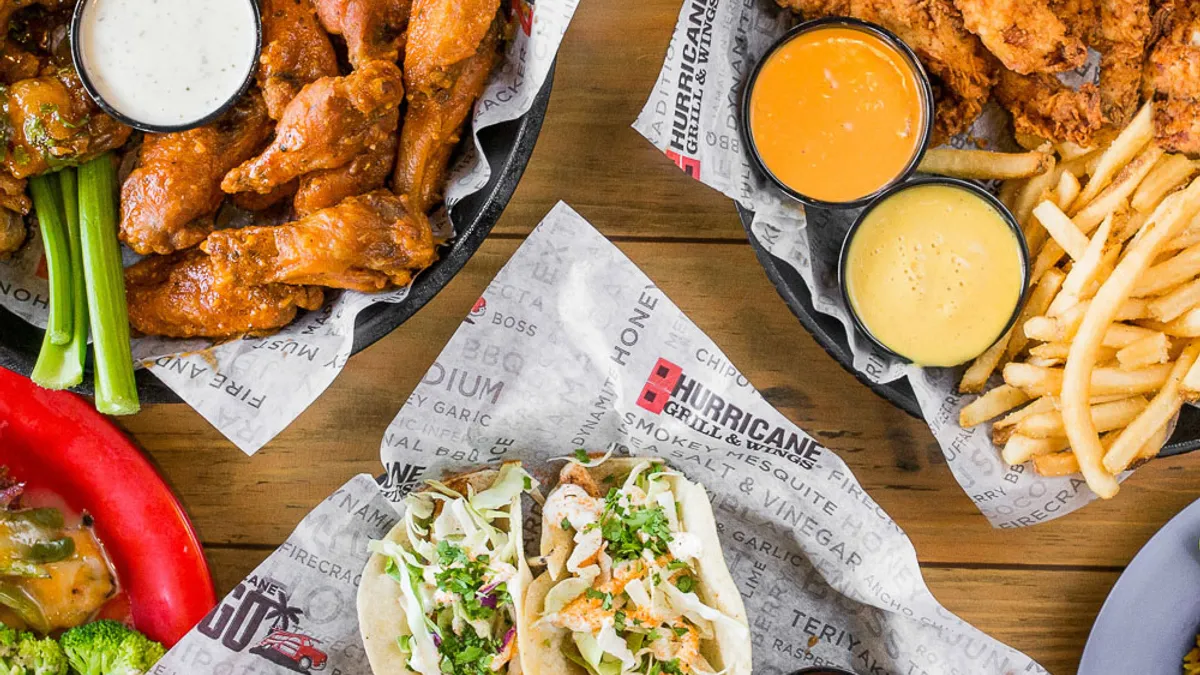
<box><xmin>313</xmin><ymin>0</ymin><xmax>412</xmax><ymax>67</ymax></box>
<box><xmin>778</xmin><ymin>0</ymin><xmax>995</xmax><ymax>143</ymax></box>
<box><xmin>952</xmin><ymin>0</ymin><xmax>1088</xmax><ymax>74</ymax></box>
<box><xmin>0</xmin><ymin>209</ymin><xmax>25</xmax><ymax>258</ymax></box>
<box><xmin>0</xmin><ymin>173</ymin><xmax>30</xmax><ymax>215</ymax></box>
<box><xmin>0</xmin><ymin>39</ymin><xmax>41</xmax><ymax>83</ymax></box>
<box><xmin>1143</xmin><ymin>1</ymin><xmax>1200</xmax><ymax>152</ymax></box>
<box><xmin>995</xmin><ymin>69</ymin><xmax>1103</xmax><ymax>145</ymax></box>
<box><xmin>393</xmin><ymin>0</ymin><xmax>500</xmax><ymax>212</ymax></box>
<box><xmin>201</xmin><ymin>191</ymin><xmax>437</xmax><ymax>292</ymax></box>
<box><xmin>1095</xmin><ymin>0</ymin><xmax>1152</xmax><ymax>126</ymax></box>
<box><xmin>1</xmin><ymin>67</ymin><xmax>130</xmax><ymax>179</ymax></box>
<box><xmin>120</xmin><ymin>93</ymin><xmax>273</xmax><ymax>255</ymax></box>
<box><xmin>294</xmin><ymin>132</ymin><xmax>397</xmax><ymax>216</ymax></box>
<box><xmin>258</xmin><ymin>0</ymin><xmax>339</xmax><ymax>120</ymax></box>
<box><xmin>221</xmin><ymin>60</ymin><xmax>404</xmax><ymax>195</ymax></box>
<box><xmin>126</xmin><ymin>249</ymin><xmax>325</xmax><ymax>339</ymax></box>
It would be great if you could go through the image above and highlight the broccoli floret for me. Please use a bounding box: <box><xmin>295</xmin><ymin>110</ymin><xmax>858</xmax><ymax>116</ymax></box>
<box><xmin>0</xmin><ymin>630</ymin><xmax>67</xmax><ymax>675</ymax></box>
<box><xmin>16</xmin><ymin>634</ymin><xmax>66</xmax><ymax>675</ymax></box>
<box><xmin>60</xmin><ymin>621</ymin><xmax>164</xmax><ymax>675</ymax></box>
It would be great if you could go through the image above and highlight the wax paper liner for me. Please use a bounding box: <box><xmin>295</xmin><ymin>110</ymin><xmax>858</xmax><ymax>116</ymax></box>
<box><xmin>152</xmin><ymin>203</ymin><xmax>1044</xmax><ymax>675</ymax></box>
<box><xmin>0</xmin><ymin>0</ymin><xmax>579</xmax><ymax>454</ymax></box>
<box><xmin>632</xmin><ymin>0</ymin><xmax>1115</xmax><ymax>526</ymax></box>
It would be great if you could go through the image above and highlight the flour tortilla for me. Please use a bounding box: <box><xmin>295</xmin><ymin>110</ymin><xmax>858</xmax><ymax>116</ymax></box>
<box><xmin>526</xmin><ymin>457</ymin><xmax>752</xmax><ymax>675</ymax></box>
<box><xmin>358</xmin><ymin>466</ymin><xmax>532</xmax><ymax>675</ymax></box>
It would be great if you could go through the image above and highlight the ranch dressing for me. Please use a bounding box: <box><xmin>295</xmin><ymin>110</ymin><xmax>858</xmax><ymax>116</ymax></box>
<box><xmin>77</xmin><ymin>0</ymin><xmax>259</xmax><ymax>128</ymax></box>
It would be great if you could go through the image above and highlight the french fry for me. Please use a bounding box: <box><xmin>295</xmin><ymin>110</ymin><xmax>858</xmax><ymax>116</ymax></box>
<box><xmin>1074</xmin><ymin>102</ymin><xmax>1154</xmax><ymax>207</ymax></box>
<box><xmin>1072</xmin><ymin>145</ymin><xmax>1165</xmax><ymax>232</ymax></box>
<box><xmin>1144</xmin><ymin>308</ymin><xmax>1200</xmax><ymax>337</ymax></box>
<box><xmin>1015</xmin><ymin>133</ymin><xmax>1049</xmax><ymax>151</ymax></box>
<box><xmin>1033</xmin><ymin>451</ymin><xmax>1081</xmax><ymax>476</ymax></box>
<box><xmin>1026</xmin><ymin>356</ymin><xmax>1061</xmax><ymax>367</ymax></box>
<box><xmin>1181</xmin><ymin>350</ymin><xmax>1200</xmax><ymax>399</ymax></box>
<box><xmin>992</xmin><ymin>396</ymin><xmax>1057</xmax><ymax>430</ymax></box>
<box><xmin>1149</xmin><ymin>278</ymin><xmax>1200</xmax><ymax>322</ymax></box>
<box><xmin>1164</xmin><ymin>212</ymin><xmax>1200</xmax><ymax>251</ymax></box>
<box><xmin>1131</xmin><ymin>240</ymin><xmax>1200</xmax><ymax>296</ymax></box>
<box><xmin>1132</xmin><ymin>153</ymin><xmax>1197</xmax><ymax>213</ymax></box>
<box><xmin>1062</xmin><ymin>177</ymin><xmax>1200</xmax><ymax>499</ymax></box>
<box><xmin>1057</xmin><ymin>171</ymin><xmax>1082</xmax><ymax>211</ymax></box>
<box><xmin>1003</xmin><ymin>362</ymin><xmax>1173</xmax><ymax>398</ymax></box>
<box><xmin>959</xmin><ymin>385</ymin><xmax>1031</xmax><ymax>428</ymax></box>
<box><xmin>1116</xmin><ymin>332</ymin><xmax>1172</xmax><ymax>370</ymax></box>
<box><xmin>992</xmin><ymin>424</ymin><xmax>1016</xmax><ymax>447</ymax></box>
<box><xmin>918</xmin><ymin>148</ymin><xmax>1054</xmax><ymax>180</ymax></box>
<box><xmin>1049</xmin><ymin>214</ymin><xmax>1114</xmax><ymax>315</ymax></box>
<box><xmin>1133</xmin><ymin>422</ymin><xmax>1171</xmax><ymax>462</ymax></box>
<box><xmin>1030</xmin><ymin>240</ymin><xmax>1066</xmax><ymax>282</ymax></box>
<box><xmin>1033</xmin><ymin>201</ymin><xmax>1090</xmax><ymax>260</ymax></box>
<box><xmin>1114</xmin><ymin>207</ymin><xmax>1148</xmax><ymax>243</ymax></box>
<box><xmin>1103</xmin><ymin>342</ymin><xmax>1200</xmax><ymax>473</ymax></box>
<box><xmin>1003</xmin><ymin>434</ymin><xmax>1070</xmax><ymax>465</ymax></box>
<box><xmin>999</xmin><ymin>179</ymin><xmax>1024</xmax><ymax>211</ymax></box>
<box><xmin>1030</xmin><ymin>341</ymin><xmax>1119</xmax><ymax>363</ymax></box>
<box><xmin>1057</xmin><ymin>140</ymin><xmax>1096</xmax><ymax>161</ymax></box>
<box><xmin>1007</xmin><ymin>269</ymin><xmax>1065</xmax><ymax>359</ymax></box>
<box><xmin>1014</xmin><ymin>396</ymin><xmax>1148</xmax><ymax>438</ymax></box>
<box><xmin>958</xmin><ymin>327</ymin><xmax>1012</xmax><ymax>394</ymax></box>
<box><xmin>1013</xmin><ymin>158</ymin><xmax>1060</xmax><ymax>235</ymax></box>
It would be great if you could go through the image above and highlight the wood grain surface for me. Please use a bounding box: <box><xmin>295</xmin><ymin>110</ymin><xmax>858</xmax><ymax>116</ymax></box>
<box><xmin>113</xmin><ymin>0</ymin><xmax>1199</xmax><ymax>673</ymax></box>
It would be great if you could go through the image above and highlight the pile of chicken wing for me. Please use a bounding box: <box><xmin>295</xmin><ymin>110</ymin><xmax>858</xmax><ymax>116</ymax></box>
<box><xmin>1</xmin><ymin>0</ymin><xmax>503</xmax><ymax>338</ymax></box>
<box><xmin>780</xmin><ymin>0</ymin><xmax>1199</xmax><ymax>153</ymax></box>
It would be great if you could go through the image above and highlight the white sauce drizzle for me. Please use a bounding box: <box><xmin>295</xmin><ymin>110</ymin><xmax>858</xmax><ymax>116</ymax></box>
<box><xmin>78</xmin><ymin>0</ymin><xmax>258</xmax><ymax>127</ymax></box>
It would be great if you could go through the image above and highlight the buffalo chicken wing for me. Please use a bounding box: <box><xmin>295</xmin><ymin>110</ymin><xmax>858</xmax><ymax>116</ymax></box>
<box><xmin>295</xmin><ymin>132</ymin><xmax>396</xmax><ymax>216</ymax></box>
<box><xmin>313</xmin><ymin>0</ymin><xmax>412</xmax><ymax>67</ymax></box>
<box><xmin>258</xmin><ymin>0</ymin><xmax>339</xmax><ymax>120</ymax></box>
<box><xmin>126</xmin><ymin>249</ymin><xmax>325</xmax><ymax>339</ymax></box>
<box><xmin>1</xmin><ymin>67</ymin><xmax>130</xmax><ymax>179</ymax></box>
<box><xmin>202</xmin><ymin>191</ymin><xmax>436</xmax><ymax>292</ymax></box>
<box><xmin>394</xmin><ymin>0</ymin><xmax>500</xmax><ymax>211</ymax></box>
<box><xmin>221</xmin><ymin>60</ymin><xmax>404</xmax><ymax>195</ymax></box>
<box><xmin>120</xmin><ymin>93</ymin><xmax>273</xmax><ymax>255</ymax></box>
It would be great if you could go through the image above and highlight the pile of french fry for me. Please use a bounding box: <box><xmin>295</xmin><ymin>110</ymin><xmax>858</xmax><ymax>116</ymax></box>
<box><xmin>922</xmin><ymin>103</ymin><xmax>1200</xmax><ymax>500</ymax></box>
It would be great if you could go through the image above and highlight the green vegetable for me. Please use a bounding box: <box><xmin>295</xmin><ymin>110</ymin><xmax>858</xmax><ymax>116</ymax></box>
<box><xmin>28</xmin><ymin>174</ymin><xmax>71</xmax><ymax>346</ymax></box>
<box><xmin>60</xmin><ymin>620</ymin><xmax>164</xmax><ymax>675</ymax></box>
<box><xmin>598</xmin><ymin>489</ymin><xmax>673</xmax><ymax>562</ymax></box>
<box><xmin>59</xmin><ymin>168</ymin><xmax>89</xmax><ymax>376</ymax></box>
<box><xmin>0</xmin><ymin>624</ymin><xmax>68</xmax><ymax>675</ymax></box>
<box><xmin>78</xmin><ymin>156</ymin><xmax>138</xmax><ymax>415</ymax></box>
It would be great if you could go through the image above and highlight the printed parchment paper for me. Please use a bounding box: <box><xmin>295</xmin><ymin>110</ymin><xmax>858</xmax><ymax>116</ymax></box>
<box><xmin>153</xmin><ymin>203</ymin><xmax>1044</xmax><ymax>675</ymax></box>
<box><xmin>633</xmin><ymin>0</ymin><xmax>1106</xmax><ymax>526</ymax></box>
<box><xmin>0</xmin><ymin>0</ymin><xmax>579</xmax><ymax>454</ymax></box>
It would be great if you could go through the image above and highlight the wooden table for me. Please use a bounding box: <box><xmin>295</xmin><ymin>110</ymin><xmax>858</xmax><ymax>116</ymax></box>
<box><xmin>116</xmin><ymin>2</ymin><xmax>1199</xmax><ymax>673</ymax></box>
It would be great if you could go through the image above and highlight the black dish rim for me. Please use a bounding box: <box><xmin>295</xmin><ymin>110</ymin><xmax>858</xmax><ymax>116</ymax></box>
<box><xmin>737</xmin><ymin>203</ymin><xmax>1200</xmax><ymax>459</ymax></box>
<box><xmin>738</xmin><ymin>16</ymin><xmax>935</xmax><ymax>211</ymax></box>
<box><xmin>0</xmin><ymin>64</ymin><xmax>555</xmax><ymax>404</ymax></box>
<box><xmin>70</xmin><ymin>0</ymin><xmax>265</xmax><ymax>134</ymax></box>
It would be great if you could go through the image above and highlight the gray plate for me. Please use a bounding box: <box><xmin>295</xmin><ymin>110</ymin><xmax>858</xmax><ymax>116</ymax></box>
<box><xmin>0</xmin><ymin>66</ymin><xmax>553</xmax><ymax>403</ymax></box>
<box><xmin>1078</xmin><ymin>498</ymin><xmax>1200</xmax><ymax>674</ymax></box>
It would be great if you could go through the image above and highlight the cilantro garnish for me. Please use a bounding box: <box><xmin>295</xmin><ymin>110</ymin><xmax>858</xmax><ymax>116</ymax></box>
<box><xmin>433</xmin><ymin>542</ymin><xmax>509</xmax><ymax>621</ymax></box>
<box><xmin>561</xmin><ymin>517</ymin><xmax>572</xmax><ymax>531</ymax></box>
<box><xmin>598</xmin><ymin>488</ymin><xmax>673</xmax><ymax>562</ymax></box>
<box><xmin>614</xmin><ymin>610</ymin><xmax>627</xmax><ymax>632</ymax></box>
<box><xmin>666</xmin><ymin>560</ymin><xmax>689</xmax><ymax>571</ymax></box>
<box><xmin>584</xmin><ymin>588</ymin><xmax>613</xmax><ymax>611</ymax></box>
<box><xmin>676</xmin><ymin>575</ymin><xmax>694</xmax><ymax>593</ymax></box>
<box><xmin>574</xmin><ymin>449</ymin><xmax>590</xmax><ymax>463</ymax></box>
<box><xmin>436</xmin><ymin>625</ymin><xmax>501</xmax><ymax>675</ymax></box>
<box><xmin>672</xmin><ymin>626</ymin><xmax>689</xmax><ymax>637</ymax></box>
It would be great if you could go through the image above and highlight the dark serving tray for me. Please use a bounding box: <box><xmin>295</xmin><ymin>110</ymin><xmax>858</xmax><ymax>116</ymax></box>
<box><xmin>737</xmin><ymin>204</ymin><xmax>1200</xmax><ymax>459</ymax></box>
<box><xmin>0</xmin><ymin>67</ymin><xmax>554</xmax><ymax>404</ymax></box>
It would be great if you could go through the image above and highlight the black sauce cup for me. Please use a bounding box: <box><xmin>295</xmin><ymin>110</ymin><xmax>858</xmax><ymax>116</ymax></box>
<box><xmin>70</xmin><ymin>0</ymin><xmax>263</xmax><ymax>133</ymax></box>
<box><xmin>740</xmin><ymin>17</ymin><xmax>936</xmax><ymax>210</ymax></box>
<box><xmin>837</xmin><ymin>176</ymin><xmax>1032</xmax><ymax>367</ymax></box>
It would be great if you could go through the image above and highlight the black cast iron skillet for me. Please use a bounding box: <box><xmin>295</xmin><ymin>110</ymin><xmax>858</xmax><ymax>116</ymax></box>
<box><xmin>737</xmin><ymin>203</ymin><xmax>1200</xmax><ymax>458</ymax></box>
<box><xmin>0</xmin><ymin>66</ymin><xmax>554</xmax><ymax>404</ymax></box>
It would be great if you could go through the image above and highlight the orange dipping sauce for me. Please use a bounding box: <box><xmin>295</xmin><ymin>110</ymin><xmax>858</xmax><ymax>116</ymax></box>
<box><xmin>748</xmin><ymin>25</ymin><xmax>928</xmax><ymax>204</ymax></box>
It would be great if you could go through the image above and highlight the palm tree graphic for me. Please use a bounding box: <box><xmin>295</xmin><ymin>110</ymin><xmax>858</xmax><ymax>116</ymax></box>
<box><xmin>262</xmin><ymin>590</ymin><xmax>304</xmax><ymax>632</ymax></box>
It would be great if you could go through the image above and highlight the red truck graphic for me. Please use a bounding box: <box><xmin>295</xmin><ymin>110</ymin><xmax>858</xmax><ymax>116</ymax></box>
<box><xmin>249</xmin><ymin>630</ymin><xmax>329</xmax><ymax>673</ymax></box>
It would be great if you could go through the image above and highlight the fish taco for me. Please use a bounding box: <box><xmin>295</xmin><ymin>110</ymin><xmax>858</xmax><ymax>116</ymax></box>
<box><xmin>359</xmin><ymin>461</ymin><xmax>537</xmax><ymax>674</ymax></box>
<box><xmin>525</xmin><ymin>455</ymin><xmax>751</xmax><ymax>675</ymax></box>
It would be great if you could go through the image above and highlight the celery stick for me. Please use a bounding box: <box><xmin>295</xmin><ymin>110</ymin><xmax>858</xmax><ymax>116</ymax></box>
<box><xmin>59</xmin><ymin>168</ymin><xmax>89</xmax><ymax>372</ymax></box>
<box><xmin>28</xmin><ymin>175</ymin><xmax>71</xmax><ymax>345</ymax></box>
<box><xmin>78</xmin><ymin>156</ymin><xmax>139</xmax><ymax>415</ymax></box>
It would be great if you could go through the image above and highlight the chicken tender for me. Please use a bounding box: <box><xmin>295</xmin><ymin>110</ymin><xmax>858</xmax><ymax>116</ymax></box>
<box><xmin>1143</xmin><ymin>1</ymin><xmax>1200</xmax><ymax>152</ymax></box>
<box><xmin>120</xmin><ymin>93</ymin><xmax>273</xmax><ymax>255</ymax></box>
<box><xmin>221</xmin><ymin>60</ymin><xmax>404</xmax><ymax>195</ymax></box>
<box><xmin>202</xmin><ymin>191</ymin><xmax>437</xmax><ymax>292</ymax></box>
<box><xmin>126</xmin><ymin>249</ymin><xmax>325</xmax><ymax>339</ymax></box>
<box><xmin>995</xmin><ymin>69</ymin><xmax>1103</xmax><ymax>145</ymax></box>
<box><xmin>952</xmin><ymin>0</ymin><xmax>1088</xmax><ymax>74</ymax></box>
<box><xmin>1097</xmin><ymin>0</ymin><xmax>1152</xmax><ymax>126</ymax></box>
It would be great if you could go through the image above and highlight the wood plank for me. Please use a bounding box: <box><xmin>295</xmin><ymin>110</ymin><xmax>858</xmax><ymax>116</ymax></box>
<box><xmin>487</xmin><ymin>0</ymin><xmax>744</xmax><ymax>240</ymax></box>
<box><xmin>121</xmin><ymin>239</ymin><xmax>1200</xmax><ymax>566</ymax></box>
<box><xmin>204</xmin><ymin>547</ymin><xmax>1116</xmax><ymax>675</ymax></box>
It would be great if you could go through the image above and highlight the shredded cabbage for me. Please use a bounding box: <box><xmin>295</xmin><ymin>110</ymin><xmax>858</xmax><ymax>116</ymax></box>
<box><xmin>472</xmin><ymin>463</ymin><xmax>535</xmax><ymax>510</ymax></box>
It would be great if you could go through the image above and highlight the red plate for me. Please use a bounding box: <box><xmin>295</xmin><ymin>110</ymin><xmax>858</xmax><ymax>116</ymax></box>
<box><xmin>0</xmin><ymin>367</ymin><xmax>215</xmax><ymax>645</ymax></box>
